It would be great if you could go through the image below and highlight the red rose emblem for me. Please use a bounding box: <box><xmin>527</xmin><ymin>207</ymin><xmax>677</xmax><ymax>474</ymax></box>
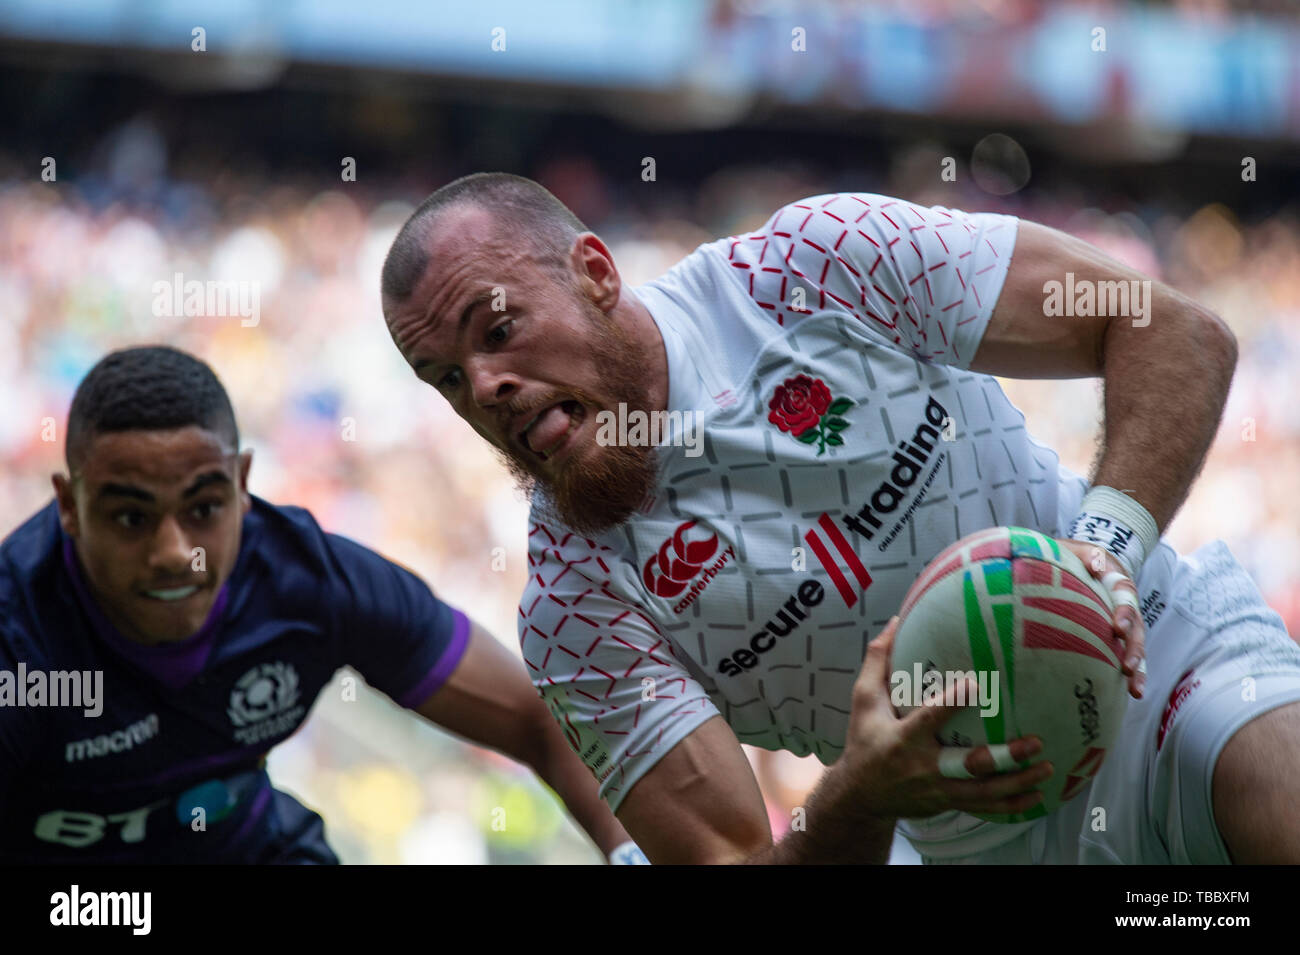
<box><xmin>768</xmin><ymin>375</ymin><xmax>833</xmax><ymax>437</ymax></box>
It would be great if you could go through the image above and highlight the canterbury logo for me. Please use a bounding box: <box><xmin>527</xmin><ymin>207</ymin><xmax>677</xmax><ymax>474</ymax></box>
<box><xmin>643</xmin><ymin>521</ymin><xmax>718</xmax><ymax>598</ymax></box>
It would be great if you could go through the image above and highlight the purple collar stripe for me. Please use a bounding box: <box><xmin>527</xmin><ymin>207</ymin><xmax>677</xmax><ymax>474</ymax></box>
<box><xmin>396</xmin><ymin>608</ymin><xmax>471</xmax><ymax>710</ymax></box>
<box><xmin>61</xmin><ymin>537</ymin><xmax>228</xmax><ymax>689</ymax></box>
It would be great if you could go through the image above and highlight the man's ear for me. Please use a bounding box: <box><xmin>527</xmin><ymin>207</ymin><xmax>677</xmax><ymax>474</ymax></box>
<box><xmin>237</xmin><ymin>449</ymin><xmax>253</xmax><ymax>515</ymax></box>
<box><xmin>51</xmin><ymin>472</ymin><xmax>80</xmax><ymax>538</ymax></box>
<box><xmin>572</xmin><ymin>233</ymin><xmax>621</xmax><ymax>311</ymax></box>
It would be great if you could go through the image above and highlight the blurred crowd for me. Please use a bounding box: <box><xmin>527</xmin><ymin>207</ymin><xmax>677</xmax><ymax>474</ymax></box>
<box><xmin>1</xmin><ymin>112</ymin><xmax>1297</xmax><ymax>858</ymax></box>
<box><xmin>718</xmin><ymin>0</ymin><xmax>1300</xmax><ymax>22</ymax></box>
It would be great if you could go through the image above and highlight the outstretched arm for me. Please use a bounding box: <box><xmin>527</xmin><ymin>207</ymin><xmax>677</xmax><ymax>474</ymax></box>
<box><xmin>414</xmin><ymin>620</ymin><xmax>630</xmax><ymax>858</ymax></box>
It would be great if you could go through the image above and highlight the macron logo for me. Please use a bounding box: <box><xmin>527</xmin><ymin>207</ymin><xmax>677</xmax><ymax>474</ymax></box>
<box><xmin>65</xmin><ymin>713</ymin><xmax>160</xmax><ymax>763</ymax></box>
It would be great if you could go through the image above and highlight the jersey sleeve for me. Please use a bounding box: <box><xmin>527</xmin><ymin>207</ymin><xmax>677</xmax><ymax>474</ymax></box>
<box><xmin>724</xmin><ymin>192</ymin><xmax>1019</xmax><ymax>368</ymax></box>
<box><xmin>323</xmin><ymin>532</ymin><xmax>470</xmax><ymax>709</ymax></box>
<box><xmin>519</xmin><ymin>522</ymin><xmax>720</xmax><ymax>812</ymax></box>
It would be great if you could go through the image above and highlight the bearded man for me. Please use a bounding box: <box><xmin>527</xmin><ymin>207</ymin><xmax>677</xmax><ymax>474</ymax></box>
<box><xmin>381</xmin><ymin>172</ymin><xmax>1300</xmax><ymax>864</ymax></box>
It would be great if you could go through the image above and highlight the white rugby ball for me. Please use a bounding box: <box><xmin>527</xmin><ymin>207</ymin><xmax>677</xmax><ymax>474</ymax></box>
<box><xmin>889</xmin><ymin>526</ymin><xmax>1128</xmax><ymax>823</ymax></box>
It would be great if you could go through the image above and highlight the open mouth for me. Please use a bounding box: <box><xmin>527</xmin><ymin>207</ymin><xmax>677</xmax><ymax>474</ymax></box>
<box><xmin>519</xmin><ymin>400</ymin><xmax>585</xmax><ymax>461</ymax></box>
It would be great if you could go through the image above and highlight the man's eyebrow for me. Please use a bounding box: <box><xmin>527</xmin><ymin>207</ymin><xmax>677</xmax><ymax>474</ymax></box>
<box><xmin>96</xmin><ymin>483</ymin><xmax>155</xmax><ymax>503</ymax></box>
<box><xmin>94</xmin><ymin>471</ymin><xmax>232</xmax><ymax>503</ymax></box>
<box><xmin>182</xmin><ymin>471</ymin><xmax>232</xmax><ymax>497</ymax></box>
<box><xmin>413</xmin><ymin>289</ymin><xmax>497</xmax><ymax>374</ymax></box>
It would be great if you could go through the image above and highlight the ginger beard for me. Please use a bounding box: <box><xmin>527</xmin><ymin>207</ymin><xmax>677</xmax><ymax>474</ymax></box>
<box><xmin>493</xmin><ymin>300</ymin><xmax>660</xmax><ymax>537</ymax></box>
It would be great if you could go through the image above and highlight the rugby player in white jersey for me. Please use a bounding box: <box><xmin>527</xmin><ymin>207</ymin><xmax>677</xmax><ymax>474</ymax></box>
<box><xmin>380</xmin><ymin>172</ymin><xmax>1300</xmax><ymax>864</ymax></box>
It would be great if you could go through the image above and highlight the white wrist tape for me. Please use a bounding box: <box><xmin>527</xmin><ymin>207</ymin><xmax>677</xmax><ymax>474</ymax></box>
<box><xmin>608</xmin><ymin>841</ymin><xmax>651</xmax><ymax>865</ymax></box>
<box><xmin>1067</xmin><ymin>486</ymin><xmax>1159</xmax><ymax>579</ymax></box>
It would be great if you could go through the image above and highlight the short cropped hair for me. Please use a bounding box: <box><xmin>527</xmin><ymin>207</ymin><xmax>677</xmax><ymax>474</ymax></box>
<box><xmin>66</xmin><ymin>346</ymin><xmax>239</xmax><ymax>473</ymax></box>
<box><xmin>380</xmin><ymin>172</ymin><xmax>588</xmax><ymax>306</ymax></box>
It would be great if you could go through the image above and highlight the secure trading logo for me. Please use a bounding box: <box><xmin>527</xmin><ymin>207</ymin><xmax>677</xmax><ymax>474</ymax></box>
<box><xmin>841</xmin><ymin>395</ymin><xmax>948</xmax><ymax>548</ymax></box>
<box><xmin>716</xmin><ymin>514</ymin><xmax>873</xmax><ymax>678</ymax></box>
<box><xmin>642</xmin><ymin>520</ymin><xmax>735</xmax><ymax>614</ymax></box>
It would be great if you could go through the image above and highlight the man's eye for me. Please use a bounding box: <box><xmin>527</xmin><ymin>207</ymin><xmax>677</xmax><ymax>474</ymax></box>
<box><xmin>114</xmin><ymin>511</ymin><xmax>146</xmax><ymax>529</ymax></box>
<box><xmin>192</xmin><ymin>501</ymin><xmax>222</xmax><ymax>521</ymax></box>
<box><xmin>438</xmin><ymin>369</ymin><xmax>462</xmax><ymax>390</ymax></box>
<box><xmin>487</xmin><ymin>318</ymin><xmax>513</xmax><ymax>345</ymax></box>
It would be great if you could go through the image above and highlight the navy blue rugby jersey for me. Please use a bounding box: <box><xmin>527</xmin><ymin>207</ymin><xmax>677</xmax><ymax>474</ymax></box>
<box><xmin>0</xmin><ymin>497</ymin><xmax>469</xmax><ymax>863</ymax></box>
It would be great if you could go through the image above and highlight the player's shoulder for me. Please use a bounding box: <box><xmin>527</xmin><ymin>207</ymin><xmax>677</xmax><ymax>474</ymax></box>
<box><xmin>699</xmin><ymin>190</ymin><xmax>960</xmax><ymax>290</ymax></box>
<box><xmin>518</xmin><ymin>514</ymin><xmax>668</xmax><ymax>682</ymax></box>
<box><xmin>737</xmin><ymin>190</ymin><xmax>1014</xmax><ymax>241</ymax></box>
<box><xmin>0</xmin><ymin>499</ymin><xmax>63</xmax><ymax>579</ymax></box>
<box><xmin>240</xmin><ymin>495</ymin><xmax>336</xmax><ymax>564</ymax></box>
<box><xmin>524</xmin><ymin>515</ymin><xmax>619</xmax><ymax>582</ymax></box>
<box><xmin>742</xmin><ymin>191</ymin><xmax>913</xmax><ymax>231</ymax></box>
<box><xmin>230</xmin><ymin>497</ymin><xmax>408</xmax><ymax>637</ymax></box>
<box><xmin>520</xmin><ymin>508</ymin><xmax>645</xmax><ymax>611</ymax></box>
<box><xmin>229</xmin><ymin>496</ymin><xmax>359</xmax><ymax>605</ymax></box>
<box><xmin>635</xmin><ymin>196</ymin><xmax>910</xmax><ymax>293</ymax></box>
<box><xmin>242</xmin><ymin>496</ymin><xmax>446</xmax><ymax>612</ymax></box>
<box><xmin>0</xmin><ymin>501</ymin><xmax>67</xmax><ymax>662</ymax></box>
<box><xmin>244</xmin><ymin>494</ymin><xmax>320</xmax><ymax>533</ymax></box>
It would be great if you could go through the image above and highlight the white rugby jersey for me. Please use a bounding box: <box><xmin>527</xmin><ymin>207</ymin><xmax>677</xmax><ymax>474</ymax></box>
<box><xmin>519</xmin><ymin>193</ymin><xmax>1094</xmax><ymax>838</ymax></box>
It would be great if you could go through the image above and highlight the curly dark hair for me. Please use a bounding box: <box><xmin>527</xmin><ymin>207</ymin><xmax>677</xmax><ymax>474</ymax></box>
<box><xmin>66</xmin><ymin>345</ymin><xmax>239</xmax><ymax>472</ymax></box>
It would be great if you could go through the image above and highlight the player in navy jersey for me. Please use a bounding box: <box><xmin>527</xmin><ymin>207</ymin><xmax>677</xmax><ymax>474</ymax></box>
<box><xmin>0</xmin><ymin>346</ymin><xmax>633</xmax><ymax>863</ymax></box>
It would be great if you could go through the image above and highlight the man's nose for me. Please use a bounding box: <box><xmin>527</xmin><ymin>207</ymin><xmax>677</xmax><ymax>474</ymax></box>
<box><xmin>468</xmin><ymin>360</ymin><xmax>520</xmax><ymax>410</ymax></box>
<box><xmin>148</xmin><ymin>515</ymin><xmax>194</xmax><ymax>575</ymax></box>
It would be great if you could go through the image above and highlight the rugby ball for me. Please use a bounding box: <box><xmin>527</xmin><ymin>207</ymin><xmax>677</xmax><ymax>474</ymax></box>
<box><xmin>889</xmin><ymin>526</ymin><xmax>1128</xmax><ymax>823</ymax></box>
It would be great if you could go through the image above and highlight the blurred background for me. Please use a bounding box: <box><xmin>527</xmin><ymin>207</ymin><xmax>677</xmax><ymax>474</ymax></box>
<box><xmin>2</xmin><ymin>0</ymin><xmax>1298</xmax><ymax>863</ymax></box>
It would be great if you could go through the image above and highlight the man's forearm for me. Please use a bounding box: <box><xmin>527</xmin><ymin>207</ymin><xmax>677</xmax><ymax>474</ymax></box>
<box><xmin>743</xmin><ymin>760</ymin><xmax>896</xmax><ymax>864</ymax></box>
<box><xmin>1091</xmin><ymin>295</ymin><xmax>1236</xmax><ymax>534</ymax></box>
<box><xmin>533</xmin><ymin>726</ymin><xmax>630</xmax><ymax>857</ymax></box>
